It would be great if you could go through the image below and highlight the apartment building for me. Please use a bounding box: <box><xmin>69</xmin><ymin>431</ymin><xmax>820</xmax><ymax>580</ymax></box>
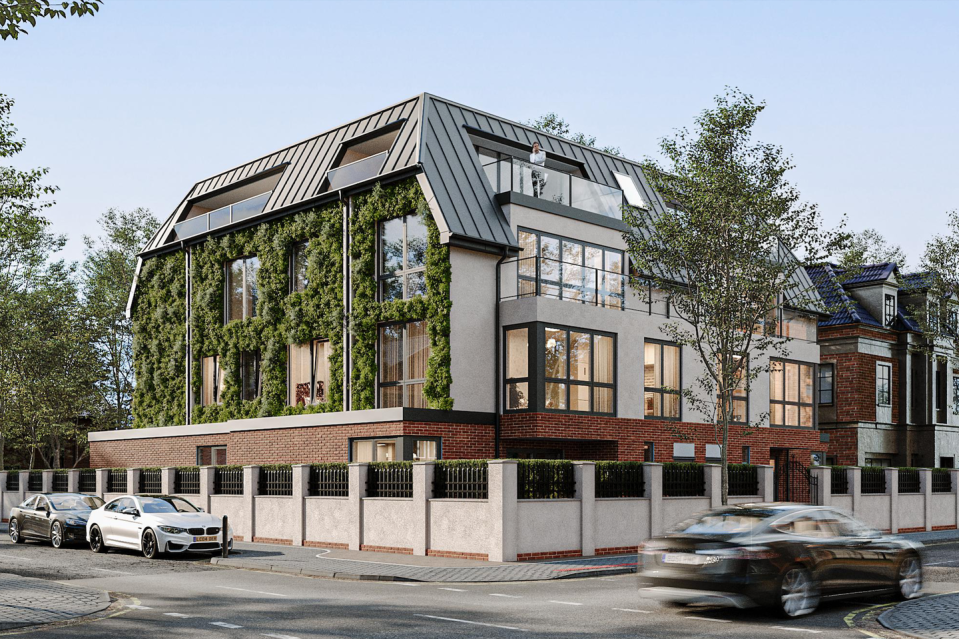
<box><xmin>808</xmin><ymin>263</ymin><xmax>959</xmax><ymax>468</ymax></box>
<box><xmin>89</xmin><ymin>94</ymin><xmax>826</xmax><ymax>473</ymax></box>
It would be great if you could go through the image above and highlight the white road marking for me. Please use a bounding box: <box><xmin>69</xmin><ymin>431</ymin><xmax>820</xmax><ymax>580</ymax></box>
<box><xmin>390</xmin><ymin>582</ymin><xmax>419</xmax><ymax>586</ymax></box>
<box><xmin>489</xmin><ymin>593</ymin><xmax>521</xmax><ymax>598</ymax></box>
<box><xmin>127</xmin><ymin>605</ymin><xmax>152</xmax><ymax>610</ymax></box>
<box><xmin>262</xmin><ymin>634</ymin><xmax>301</xmax><ymax>639</ymax></box>
<box><xmin>549</xmin><ymin>600</ymin><xmax>583</xmax><ymax>606</ymax></box>
<box><xmin>91</xmin><ymin>567</ymin><xmax>134</xmax><ymax>575</ymax></box>
<box><xmin>439</xmin><ymin>587</ymin><xmax>467</xmax><ymax>592</ymax></box>
<box><xmin>414</xmin><ymin>614</ymin><xmax>528</xmax><ymax>632</ymax></box>
<box><xmin>216</xmin><ymin>585</ymin><xmax>288</xmax><ymax>597</ymax></box>
<box><xmin>927</xmin><ymin>560</ymin><xmax>959</xmax><ymax>566</ymax></box>
<box><xmin>613</xmin><ymin>608</ymin><xmax>653</xmax><ymax>614</ymax></box>
<box><xmin>683</xmin><ymin>617</ymin><xmax>731</xmax><ymax>623</ymax></box>
<box><xmin>771</xmin><ymin>628</ymin><xmax>823</xmax><ymax>634</ymax></box>
<box><xmin>164</xmin><ymin>613</ymin><xmax>194</xmax><ymax>618</ymax></box>
<box><xmin>210</xmin><ymin>621</ymin><xmax>243</xmax><ymax>629</ymax></box>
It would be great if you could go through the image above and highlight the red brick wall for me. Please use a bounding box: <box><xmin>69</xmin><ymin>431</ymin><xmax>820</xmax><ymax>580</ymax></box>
<box><xmin>822</xmin><ymin>426</ymin><xmax>859</xmax><ymax>466</ymax></box>
<box><xmin>90</xmin><ymin>434</ymin><xmax>229</xmax><ymax>468</ymax></box>
<box><xmin>824</xmin><ymin>352</ymin><xmax>899</xmax><ymax>424</ymax></box>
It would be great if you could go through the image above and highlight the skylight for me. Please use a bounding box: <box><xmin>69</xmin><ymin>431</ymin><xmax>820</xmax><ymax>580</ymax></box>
<box><xmin>613</xmin><ymin>172</ymin><xmax>647</xmax><ymax>209</ymax></box>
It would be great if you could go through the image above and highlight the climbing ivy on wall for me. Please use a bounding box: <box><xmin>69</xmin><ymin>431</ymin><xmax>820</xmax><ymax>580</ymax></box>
<box><xmin>132</xmin><ymin>251</ymin><xmax>187</xmax><ymax>428</ymax></box>
<box><xmin>349</xmin><ymin>180</ymin><xmax>453</xmax><ymax>410</ymax></box>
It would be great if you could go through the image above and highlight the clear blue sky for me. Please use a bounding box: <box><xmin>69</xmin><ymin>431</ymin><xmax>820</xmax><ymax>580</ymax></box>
<box><xmin>4</xmin><ymin>0</ymin><xmax>957</xmax><ymax>267</ymax></box>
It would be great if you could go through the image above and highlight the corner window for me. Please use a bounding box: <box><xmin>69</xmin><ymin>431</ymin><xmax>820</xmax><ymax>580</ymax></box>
<box><xmin>379</xmin><ymin>214</ymin><xmax>427</xmax><ymax>302</ymax></box>
<box><xmin>289</xmin><ymin>340</ymin><xmax>330</xmax><ymax>406</ymax></box>
<box><xmin>413</xmin><ymin>439</ymin><xmax>439</xmax><ymax>461</ymax></box>
<box><xmin>351</xmin><ymin>438</ymin><xmax>397</xmax><ymax>462</ymax></box>
<box><xmin>770</xmin><ymin>360</ymin><xmax>814</xmax><ymax>427</ymax></box>
<box><xmin>884</xmin><ymin>294</ymin><xmax>896</xmax><ymax>327</ymax></box>
<box><xmin>505</xmin><ymin>327</ymin><xmax>529</xmax><ymax>410</ymax></box>
<box><xmin>818</xmin><ymin>364</ymin><xmax>834</xmax><ymax>405</ymax></box>
<box><xmin>201</xmin><ymin>356</ymin><xmax>223</xmax><ymax>406</ymax></box>
<box><xmin>240</xmin><ymin>351</ymin><xmax>261</xmax><ymax>401</ymax></box>
<box><xmin>226</xmin><ymin>256</ymin><xmax>259</xmax><ymax>322</ymax></box>
<box><xmin>292</xmin><ymin>241</ymin><xmax>309</xmax><ymax>293</ymax></box>
<box><xmin>379</xmin><ymin>320</ymin><xmax>429</xmax><ymax>408</ymax></box>
<box><xmin>644</xmin><ymin>341</ymin><xmax>680</xmax><ymax>419</ymax></box>
<box><xmin>543</xmin><ymin>327</ymin><xmax>614</xmax><ymax>413</ymax></box>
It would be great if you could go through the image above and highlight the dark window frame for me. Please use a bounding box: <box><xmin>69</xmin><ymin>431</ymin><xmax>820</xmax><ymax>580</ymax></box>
<box><xmin>769</xmin><ymin>358</ymin><xmax>817</xmax><ymax>429</ymax></box>
<box><xmin>644</xmin><ymin>339</ymin><xmax>682</xmax><ymax>421</ymax></box>
<box><xmin>876</xmin><ymin>362</ymin><xmax>892</xmax><ymax>407</ymax></box>
<box><xmin>239</xmin><ymin>350</ymin><xmax>262</xmax><ymax>402</ymax></box>
<box><xmin>716</xmin><ymin>357</ymin><xmax>749</xmax><ymax>425</ymax></box>
<box><xmin>224</xmin><ymin>255</ymin><xmax>260</xmax><ymax>323</ymax></box>
<box><xmin>291</xmin><ymin>240</ymin><xmax>309</xmax><ymax>294</ymax></box>
<box><xmin>288</xmin><ymin>338</ymin><xmax>331</xmax><ymax>407</ymax></box>
<box><xmin>818</xmin><ymin>363</ymin><xmax>835</xmax><ymax>405</ymax></box>
<box><xmin>200</xmin><ymin>355</ymin><xmax>221</xmax><ymax>406</ymax></box>
<box><xmin>504</xmin><ymin>326</ymin><xmax>531</xmax><ymax>411</ymax></box>
<box><xmin>377</xmin><ymin>319</ymin><xmax>429</xmax><ymax>409</ymax></box>
<box><xmin>378</xmin><ymin>214</ymin><xmax>427</xmax><ymax>302</ymax></box>
<box><xmin>196</xmin><ymin>445</ymin><xmax>227</xmax><ymax>466</ymax></box>
<box><xmin>884</xmin><ymin>294</ymin><xmax>896</xmax><ymax>327</ymax></box>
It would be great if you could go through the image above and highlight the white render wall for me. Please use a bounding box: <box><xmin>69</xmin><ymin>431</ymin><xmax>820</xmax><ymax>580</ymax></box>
<box><xmin>449</xmin><ymin>247</ymin><xmax>500</xmax><ymax>412</ymax></box>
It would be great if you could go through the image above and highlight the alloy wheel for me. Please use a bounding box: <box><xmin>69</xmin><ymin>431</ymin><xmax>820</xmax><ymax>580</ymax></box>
<box><xmin>90</xmin><ymin>526</ymin><xmax>106</xmax><ymax>553</ymax></box>
<box><xmin>779</xmin><ymin>567</ymin><xmax>820</xmax><ymax>617</ymax></box>
<box><xmin>898</xmin><ymin>556</ymin><xmax>922</xmax><ymax>600</ymax></box>
<box><xmin>9</xmin><ymin>520</ymin><xmax>22</xmax><ymax>544</ymax></box>
<box><xmin>142</xmin><ymin>530</ymin><xmax>158</xmax><ymax>559</ymax></box>
<box><xmin>51</xmin><ymin>522</ymin><xmax>63</xmax><ymax>549</ymax></box>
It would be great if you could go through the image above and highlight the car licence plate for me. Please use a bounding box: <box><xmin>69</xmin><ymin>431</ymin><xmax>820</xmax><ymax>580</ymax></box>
<box><xmin>193</xmin><ymin>535</ymin><xmax>218</xmax><ymax>542</ymax></box>
<box><xmin>662</xmin><ymin>552</ymin><xmax>707</xmax><ymax>565</ymax></box>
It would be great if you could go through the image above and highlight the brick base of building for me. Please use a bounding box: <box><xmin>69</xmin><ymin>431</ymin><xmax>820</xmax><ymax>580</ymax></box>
<box><xmin>304</xmin><ymin>541</ymin><xmax>349</xmax><ymax>549</ymax></box>
<box><xmin>516</xmin><ymin>549</ymin><xmax>582</xmax><ymax>561</ymax></box>
<box><xmin>360</xmin><ymin>544</ymin><xmax>414</xmax><ymax>555</ymax></box>
<box><xmin>932</xmin><ymin>525</ymin><xmax>958</xmax><ymax>531</ymax></box>
<box><xmin>898</xmin><ymin>527</ymin><xmax>925</xmax><ymax>534</ymax></box>
<box><xmin>426</xmin><ymin>549</ymin><xmax>489</xmax><ymax>561</ymax></box>
<box><xmin>595</xmin><ymin>546</ymin><xmax>639</xmax><ymax>556</ymax></box>
<box><xmin>252</xmin><ymin>537</ymin><xmax>292</xmax><ymax>545</ymax></box>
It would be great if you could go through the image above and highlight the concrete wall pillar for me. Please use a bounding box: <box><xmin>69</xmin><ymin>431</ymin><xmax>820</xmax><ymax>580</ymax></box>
<box><xmin>0</xmin><ymin>472</ymin><xmax>7</xmax><ymax>518</ymax></box>
<box><xmin>919</xmin><ymin>469</ymin><xmax>933</xmax><ymax>532</ymax></box>
<box><xmin>348</xmin><ymin>463</ymin><xmax>368</xmax><ymax>551</ymax></box>
<box><xmin>573</xmin><ymin>462</ymin><xmax>595</xmax><ymax>557</ymax></box>
<box><xmin>67</xmin><ymin>469</ymin><xmax>79</xmax><ymax>493</ymax></box>
<box><xmin>953</xmin><ymin>469</ymin><xmax>959</xmax><ymax>530</ymax></box>
<box><xmin>95</xmin><ymin>468</ymin><xmax>108</xmax><ymax>498</ymax></box>
<box><xmin>41</xmin><ymin>470</ymin><xmax>53</xmax><ymax>493</ymax></box>
<box><xmin>850</xmin><ymin>467</ymin><xmax>862</xmax><ymax>517</ymax></box>
<box><xmin>199</xmin><ymin>466</ymin><xmax>215</xmax><ymax>514</ymax></box>
<box><xmin>885</xmin><ymin>467</ymin><xmax>899</xmax><ymax>534</ymax></box>
<box><xmin>244</xmin><ymin>465</ymin><xmax>259</xmax><ymax>542</ymax></box>
<box><xmin>127</xmin><ymin>468</ymin><xmax>140</xmax><ymax>495</ymax></box>
<box><xmin>757</xmin><ymin>465</ymin><xmax>775</xmax><ymax>502</ymax></box>
<box><xmin>413</xmin><ymin>462</ymin><xmax>435</xmax><ymax>556</ymax></box>
<box><xmin>160</xmin><ymin>467</ymin><xmax>175</xmax><ymax>496</ymax></box>
<box><xmin>292</xmin><ymin>464</ymin><xmax>309</xmax><ymax>547</ymax></box>
<box><xmin>810</xmin><ymin>466</ymin><xmax>830</xmax><ymax>506</ymax></box>
<box><xmin>705</xmin><ymin>464</ymin><xmax>722</xmax><ymax>507</ymax></box>
<box><xmin>488</xmin><ymin>460</ymin><xmax>518</xmax><ymax>562</ymax></box>
<box><xmin>644</xmin><ymin>463</ymin><xmax>663</xmax><ymax>537</ymax></box>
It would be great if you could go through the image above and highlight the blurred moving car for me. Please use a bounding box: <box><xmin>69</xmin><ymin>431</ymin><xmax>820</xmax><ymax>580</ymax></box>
<box><xmin>8</xmin><ymin>493</ymin><xmax>105</xmax><ymax>548</ymax></box>
<box><xmin>638</xmin><ymin>504</ymin><xmax>923</xmax><ymax>617</ymax></box>
<box><xmin>86</xmin><ymin>494</ymin><xmax>233</xmax><ymax>559</ymax></box>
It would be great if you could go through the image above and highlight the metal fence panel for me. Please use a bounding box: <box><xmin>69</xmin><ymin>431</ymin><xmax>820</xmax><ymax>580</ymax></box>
<box><xmin>861</xmin><ymin>467</ymin><xmax>886</xmax><ymax>494</ymax></box>
<box><xmin>308</xmin><ymin>465</ymin><xmax>348</xmax><ymax>497</ymax></box>
<box><xmin>214</xmin><ymin>467</ymin><xmax>244</xmax><ymax>495</ymax></box>
<box><xmin>727</xmin><ymin>465</ymin><xmax>759</xmax><ymax>496</ymax></box>
<box><xmin>368</xmin><ymin>464</ymin><xmax>413</xmax><ymax>498</ymax></box>
<box><xmin>662</xmin><ymin>464</ymin><xmax>705</xmax><ymax>497</ymax></box>
<box><xmin>175</xmin><ymin>468</ymin><xmax>200</xmax><ymax>494</ymax></box>
<box><xmin>898</xmin><ymin>468</ymin><xmax>921</xmax><ymax>494</ymax></box>
<box><xmin>932</xmin><ymin>470</ymin><xmax>952</xmax><ymax>493</ymax></box>
<box><xmin>78</xmin><ymin>469</ymin><xmax>96</xmax><ymax>493</ymax></box>
<box><xmin>595</xmin><ymin>462</ymin><xmax>644</xmax><ymax>498</ymax></box>
<box><xmin>259</xmin><ymin>466</ymin><xmax>293</xmax><ymax>496</ymax></box>
<box><xmin>831</xmin><ymin>468</ymin><xmax>850</xmax><ymax>495</ymax></box>
<box><xmin>52</xmin><ymin>472</ymin><xmax>69</xmax><ymax>492</ymax></box>
<box><xmin>107</xmin><ymin>469</ymin><xmax>127</xmax><ymax>493</ymax></box>
<box><xmin>139</xmin><ymin>469</ymin><xmax>162</xmax><ymax>494</ymax></box>
<box><xmin>517</xmin><ymin>461</ymin><xmax>575</xmax><ymax>499</ymax></box>
<box><xmin>434</xmin><ymin>463</ymin><xmax>488</xmax><ymax>499</ymax></box>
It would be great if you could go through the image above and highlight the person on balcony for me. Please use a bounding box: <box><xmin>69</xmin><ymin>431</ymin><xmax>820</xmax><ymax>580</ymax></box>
<box><xmin>530</xmin><ymin>141</ymin><xmax>547</xmax><ymax>197</ymax></box>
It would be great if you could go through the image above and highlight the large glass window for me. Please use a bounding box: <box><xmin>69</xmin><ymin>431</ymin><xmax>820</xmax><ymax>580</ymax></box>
<box><xmin>379</xmin><ymin>320</ymin><xmax>429</xmax><ymax>408</ymax></box>
<box><xmin>884</xmin><ymin>294</ymin><xmax>896</xmax><ymax>327</ymax></box>
<box><xmin>876</xmin><ymin>363</ymin><xmax>892</xmax><ymax>406</ymax></box>
<box><xmin>289</xmin><ymin>340</ymin><xmax>331</xmax><ymax>406</ymax></box>
<box><xmin>292</xmin><ymin>241</ymin><xmax>309</xmax><ymax>293</ymax></box>
<box><xmin>516</xmin><ymin>229</ymin><xmax>624</xmax><ymax>309</ymax></box>
<box><xmin>818</xmin><ymin>364</ymin><xmax>834</xmax><ymax>405</ymax></box>
<box><xmin>226</xmin><ymin>256</ymin><xmax>260</xmax><ymax>322</ymax></box>
<box><xmin>770</xmin><ymin>360</ymin><xmax>814</xmax><ymax>427</ymax></box>
<box><xmin>543</xmin><ymin>327</ymin><xmax>614</xmax><ymax>413</ymax></box>
<box><xmin>380</xmin><ymin>214</ymin><xmax>427</xmax><ymax>302</ymax></box>
<box><xmin>716</xmin><ymin>357</ymin><xmax>747</xmax><ymax>424</ymax></box>
<box><xmin>644</xmin><ymin>341</ymin><xmax>680</xmax><ymax>419</ymax></box>
<box><xmin>240</xmin><ymin>351</ymin><xmax>261</xmax><ymax>401</ymax></box>
<box><xmin>200</xmin><ymin>356</ymin><xmax>223</xmax><ymax>406</ymax></box>
<box><xmin>505</xmin><ymin>327</ymin><xmax>529</xmax><ymax>410</ymax></box>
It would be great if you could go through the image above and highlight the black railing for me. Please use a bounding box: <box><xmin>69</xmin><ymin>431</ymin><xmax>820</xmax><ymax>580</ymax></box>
<box><xmin>78</xmin><ymin>469</ymin><xmax>96</xmax><ymax>493</ymax></box>
<box><xmin>175</xmin><ymin>467</ymin><xmax>200</xmax><ymax>494</ymax></box>
<box><xmin>861</xmin><ymin>467</ymin><xmax>887</xmax><ymax>494</ymax></box>
<box><xmin>663</xmin><ymin>463</ymin><xmax>706</xmax><ymax>497</ymax></box>
<box><xmin>831</xmin><ymin>467</ymin><xmax>850</xmax><ymax>495</ymax></box>
<box><xmin>932</xmin><ymin>469</ymin><xmax>952</xmax><ymax>493</ymax></box>
<box><xmin>27</xmin><ymin>471</ymin><xmax>43</xmax><ymax>492</ymax></box>
<box><xmin>595</xmin><ymin>461</ymin><xmax>645</xmax><ymax>498</ymax></box>
<box><xmin>214</xmin><ymin>467</ymin><xmax>244</xmax><ymax>495</ymax></box>
<box><xmin>259</xmin><ymin>465</ymin><xmax>293</xmax><ymax>496</ymax></box>
<box><xmin>434</xmin><ymin>461</ymin><xmax>488</xmax><ymax>499</ymax></box>
<box><xmin>309</xmin><ymin>464</ymin><xmax>349</xmax><ymax>497</ymax></box>
<box><xmin>517</xmin><ymin>460</ymin><xmax>575</xmax><ymax>499</ymax></box>
<box><xmin>139</xmin><ymin>468</ymin><xmax>162</xmax><ymax>493</ymax></box>
<box><xmin>728</xmin><ymin>464</ymin><xmax>759</xmax><ymax>496</ymax></box>
<box><xmin>367</xmin><ymin>462</ymin><xmax>413</xmax><ymax>498</ymax></box>
<box><xmin>52</xmin><ymin>471</ymin><xmax>69</xmax><ymax>492</ymax></box>
<box><xmin>5</xmin><ymin>472</ymin><xmax>19</xmax><ymax>491</ymax></box>
<box><xmin>898</xmin><ymin>468</ymin><xmax>921</xmax><ymax>494</ymax></box>
<box><xmin>107</xmin><ymin>469</ymin><xmax>127</xmax><ymax>493</ymax></box>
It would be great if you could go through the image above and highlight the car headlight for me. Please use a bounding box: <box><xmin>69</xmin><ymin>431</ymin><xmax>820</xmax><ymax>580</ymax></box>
<box><xmin>65</xmin><ymin>518</ymin><xmax>86</xmax><ymax>526</ymax></box>
<box><xmin>158</xmin><ymin>525</ymin><xmax>187</xmax><ymax>535</ymax></box>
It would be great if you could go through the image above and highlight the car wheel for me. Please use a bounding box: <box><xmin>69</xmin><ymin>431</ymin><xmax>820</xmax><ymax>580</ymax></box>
<box><xmin>897</xmin><ymin>555</ymin><xmax>922</xmax><ymax>600</ymax></box>
<box><xmin>9</xmin><ymin>519</ymin><xmax>24</xmax><ymax>544</ymax></box>
<box><xmin>141</xmin><ymin>529</ymin><xmax>159</xmax><ymax>559</ymax></box>
<box><xmin>51</xmin><ymin>522</ymin><xmax>64</xmax><ymax>549</ymax></box>
<box><xmin>89</xmin><ymin>525</ymin><xmax>107</xmax><ymax>553</ymax></box>
<box><xmin>778</xmin><ymin>566</ymin><xmax>820</xmax><ymax>618</ymax></box>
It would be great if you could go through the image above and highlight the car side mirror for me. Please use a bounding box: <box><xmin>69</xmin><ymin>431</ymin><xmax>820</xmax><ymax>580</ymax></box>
<box><xmin>198</xmin><ymin>507</ymin><xmax>205</xmax><ymax>512</ymax></box>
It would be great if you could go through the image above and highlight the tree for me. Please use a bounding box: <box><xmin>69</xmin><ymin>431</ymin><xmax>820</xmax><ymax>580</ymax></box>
<box><xmin>83</xmin><ymin>207</ymin><xmax>160</xmax><ymax>431</ymax></box>
<box><xmin>905</xmin><ymin>210</ymin><xmax>959</xmax><ymax>363</ymax></box>
<box><xmin>838</xmin><ymin>228</ymin><xmax>909</xmax><ymax>271</ymax></box>
<box><xmin>0</xmin><ymin>0</ymin><xmax>101</xmax><ymax>40</ymax></box>
<box><xmin>527</xmin><ymin>112</ymin><xmax>623</xmax><ymax>156</ymax></box>
<box><xmin>625</xmin><ymin>88</ymin><xmax>848</xmax><ymax>504</ymax></box>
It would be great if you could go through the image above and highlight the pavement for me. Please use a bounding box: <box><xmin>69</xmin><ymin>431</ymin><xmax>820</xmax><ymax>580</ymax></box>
<box><xmin>0</xmin><ymin>573</ymin><xmax>110</xmax><ymax>631</ymax></box>
<box><xmin>879</xmin><ymin>593</ymin><xmax>959</xmax><ymax>639</ymax></box>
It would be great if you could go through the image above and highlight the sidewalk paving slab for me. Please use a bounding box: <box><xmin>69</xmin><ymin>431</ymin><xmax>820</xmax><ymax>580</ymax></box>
<box><xmin>879</xmin><ymin>592</ymin><xmax>959</xmax><ymax>639</ymax></box>
<box><xmin>0</xmin><ymin>573</ymin><xmax>111</xmax><ymax>631</ymax></box>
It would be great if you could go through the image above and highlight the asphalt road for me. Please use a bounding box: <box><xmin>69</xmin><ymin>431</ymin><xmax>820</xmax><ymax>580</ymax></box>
<box><xmin>1</xmin><ymin>534</ymin><xmax>957</xmax><ymax>638</ymax></box>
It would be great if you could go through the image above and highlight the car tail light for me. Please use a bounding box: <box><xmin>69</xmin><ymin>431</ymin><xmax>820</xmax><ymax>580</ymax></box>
<box><xmin>698</xmin><ymin>546</ymin><xmax>778</xmax><ymax>560</ymax></box>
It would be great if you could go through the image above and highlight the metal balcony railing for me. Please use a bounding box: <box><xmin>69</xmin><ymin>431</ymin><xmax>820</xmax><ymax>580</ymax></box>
<box><xmin>173</xmin><ymin>191</ymin><xmax>272</xmax><ymax>241</ymax></box>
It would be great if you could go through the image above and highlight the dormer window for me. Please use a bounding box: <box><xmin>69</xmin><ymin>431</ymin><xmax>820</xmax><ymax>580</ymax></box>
<box><xmin>884</xmin><ymin>294</ymin><xmax>896</xmax><ymax>327</ymax></box>
<box><xmin>324</xmin><ymin>124</ymin><xmax>401</xmax><ymax>192</ymax></box>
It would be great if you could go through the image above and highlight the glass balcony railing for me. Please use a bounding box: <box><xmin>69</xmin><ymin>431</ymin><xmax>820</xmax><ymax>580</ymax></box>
<box><xmin>173</xmin><ymin>191</ymin><xmax>272</xmax><ymax>241</ymax></box>
<box><xmin>504</xmin><ymin>255</ymin><xmax>626</xmax><ymax>310</ymax></box>
<box><xmin>483</xmin><ymin>158</ymin><xmax>625</xmax><ymax>220</ymax></box>
<box><xmin>326</xmin><ymin>151</ymin><xmax>388</xmax><ymax>192</ymax></box>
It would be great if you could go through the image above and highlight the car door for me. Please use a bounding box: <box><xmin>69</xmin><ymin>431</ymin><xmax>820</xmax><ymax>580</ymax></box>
<box><xmin>16</xmin><ymin>496</ymin><xmax>38</xmax><ymax>536</ymax></box>
<box><xmin>826</xmin><ymin>511</ymin><xmax>894</xmax><ymax>588</ymax></box>
<box><xmin>23</xmin><ymin>496</ymin><xmax>51</xmax><ymax>539</ymax></box>
<box><xmin>109</xmin><ymin>497</ymin><xmax>141</xmax><ymax>548</ymax></box>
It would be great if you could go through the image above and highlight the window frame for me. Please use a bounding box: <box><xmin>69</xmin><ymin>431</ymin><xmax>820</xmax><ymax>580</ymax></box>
<box><xmin>884</xmin><ymin>294</ymin><xmax>896</xmax><ymax>327</ymax></box>
<box><xmin>876</xmin><ymin>362</ymin><xmax>892</xmax><ymax>407</ymax></box>
<box><xmin>196</xmin><ymin>445</ymin><xmax>227</xmax><ymax>466</ymax></box>
<box><xmin>291</xmin><ymin>240</ymin><xmax>309</xmax><ymax>294</ymax></box>
<box><xmin>644</xmin><ymin>339</ymin><xmax>682</xmax><ymax>421</ymax></box>
<box><xmin>504</xmin><ymin>326</ymin><xmax>531</xmax><ymax>412</ymax></box>
<box><xmin>224</xmin><ymin>255</ymin><xmax>260</xmax><ymax>323</ymax></box>
<box><xmin>715</xmin><ymin>356</ymin><xmax>749</xmax><ymax>425</ymax></box>
<box><xmin>200</xmin><ymin>355</ymin><xmax>222</xmax><ymax>406</ymax></box>
<box><xmin>818</xmin><ymin>363</ymin><xmax>835</xmax><ymax>406</ymax></box>
<box><xmin>377</xmin><ymin>320</ymin><xmax>430</xmax><ymax>409</ymax></box>
<box><xmin>239</xmin><ymin>350</ymin><xmax>262</xmax><ymax>402</ymax></box>
<box><xmin>378</xmin><ymin>214</ymin><xmax>427</xmax><ymax>302</ymax></box>
<box><xmin>288</xmin><ymin>339</ymin><xmax>331</xmax><ymax>407</ymax></box>
<box><xmin>769</xmin><ymin>358</ymin><xmax>817</xmax><ymax>428</ymax></box>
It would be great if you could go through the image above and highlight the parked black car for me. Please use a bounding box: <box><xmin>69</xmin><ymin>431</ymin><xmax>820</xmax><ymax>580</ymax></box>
<box><xmin>8</xmin><ymin>493</ymin><xmax>105</xmax><ymax>548</ymax></box>
<box><xmin>638</xmin><ymin>504</ymin><xmax>923</xmax><ymax>617</ymax></box>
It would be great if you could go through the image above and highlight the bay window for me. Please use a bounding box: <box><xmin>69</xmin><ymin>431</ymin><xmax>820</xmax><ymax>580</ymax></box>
<box><xmin>380</xmin><ymin>214</ymin><xmax>427</xmax><ymax>302</ymax></box>
<box><xmin>289</xmin><ymin>339</ymin><xmax>330</xmax><ymax>406</ymax></box>
<box><xmin>770</xmin><ymin>359</ymin><xmax>814</xmax><ymax>427</ymax></box>
<box><xmin>379</xmin><ymin>320</ymin><xmax>429</xmax><ymax>408</ymax></box>
<box><xmin>226</xmin><ymin>256</ymin><xmax>260</xmax><ymax>322</ymax></box>
<box><xmin>644</xmin><ymin>341</ymin><xmax>681</xmax><ymax>419</ymax></box>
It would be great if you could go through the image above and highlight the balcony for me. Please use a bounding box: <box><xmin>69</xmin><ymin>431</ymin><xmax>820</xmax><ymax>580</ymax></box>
<box><xmin>174</xmin><ymin>191</ymin><xmax>272</xmax><ymax>241</ymax></box>
<box><xmin>501</xmin><ymin>256</ymin><xmax>626</xmax><ymax>309</ymax></box>
<box><xmin>483</xmin><ymin>158</ymin><xmax>624</xmax><ymax>220</ymax></box>
<box><xmin>325</xmin><ymin>151</ymin><xmax>388</xmax><ymax>192</ymax></box>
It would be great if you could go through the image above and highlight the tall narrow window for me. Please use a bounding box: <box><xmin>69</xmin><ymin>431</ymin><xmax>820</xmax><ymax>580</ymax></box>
<box><xmin>505</xmin><ymin>328</ymin><xmax>529</xmax><ymax>410</ymax></box>
<box><xmin>818</xmin><ymin>364</ymin><xmax>834</xmax><ymax>405</ymax></box>
<box><xmin>226</xmin><ymin>256</ymin><xmax>259</xmax><ymax>322</ymax></box>
<box><xmin>644</xmin><ymin>341</ymin><xmax>680</xmax><ymax>419</ymax></box>
<box><xmin>770</xmin><ymin>360</ymin><xmax>815</xmax><ymax>427</ymax></box>
<box><xmin>289</xmin><ymin>340</ymin><xmax>330</xmax><ymax>406</ymax></box>
<box><xmin>240</xmin><ymin>351</ymin><xmax>261</xmax><ymax>401</ymax></box>
<box><xmin>379</xmin><ymin>214</ymin><xmax>427</xmax><ymax>302</ymax></box>
<box><xmin>884</xmin><ymin>294</ymin><xmax>896</xmax><ymax>327</ymax></box>
<box><xmin>379</xmin><ymin>320</ymin><xmax>429</xmax><ymax>408</ymax></box>
<box><xmin>292</xmin><ymin>241</ymin><xmax>309</xmax><ymax>293</ymax></box>
<box><xmin>876</xmin><ymin>363</ymin><xmax>891</xmax><ymax>406</ymax></box>
<box><xmin>201</xmin><ymin>356</ymin><xmax>221</xmax><ymax>406</ymax></box>
<box><xmin>953</xmin><ymin>376</ymin><xmax>959</xmax><ymax>415</ymax></box>
<box><xmin>716</xmin><ymin>357</ymin><xmax>748</xmax><ymax>424</ymax></box>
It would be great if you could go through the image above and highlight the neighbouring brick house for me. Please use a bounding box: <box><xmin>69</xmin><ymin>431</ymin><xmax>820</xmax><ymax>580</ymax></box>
<box><xmin>807</xmin><ymin>263</ymin><xmax>959</xmax><ymax>468</ymax></box>
<box><xmin>89</xmin><ymin>93</ymin><xmax>827</xmax><ymax>474</ymax></box>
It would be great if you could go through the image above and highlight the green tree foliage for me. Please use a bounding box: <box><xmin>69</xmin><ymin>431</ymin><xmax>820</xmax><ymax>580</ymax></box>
<box><xmin>0</xmin><ymin>0</ymin><xmax>101</xmax><ymax>40</ymax></box>
<box><xmin>838</xmin><ymin>227</ymin><xmax>909</xmax><ymax>271</ymax></box>
<box><xmin>526</xmin><ymin>112</ymin><xmax>623</xmax><ymax>156</ymax></box>
<box><xmin>83</xmin><ymin>208</ymin><xmax>160</xmax><ymax>431</ymax></box>
<box><xmin>626</xmin><ymin>88</ymin><xmax>849</xmax><ymax>504</ymax></box>
<box><xmin>904</xmin><ymin>210</ymin><xmax>959</xmax><ymax>362</ymax></box>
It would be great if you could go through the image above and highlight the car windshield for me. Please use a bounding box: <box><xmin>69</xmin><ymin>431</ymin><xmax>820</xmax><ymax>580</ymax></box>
<box><xmin>48</xmin><ymin>495</ymin><xmax>103</xmax><ymax>511</ymax></box>
<box><xmin>139</xmin><ymin>497</ymin><xmax>200</xmax><ymax>514</ymax></box>
<box><xmin>672</xmin><ymin>508</ymin><xmax>779</xmax><ymax>535</ymax></box>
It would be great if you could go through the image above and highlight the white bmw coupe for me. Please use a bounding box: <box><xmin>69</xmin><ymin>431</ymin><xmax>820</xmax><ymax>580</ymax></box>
<box><xmin>86</xmin><ymin>495</ymin><xmax>233</xmax><ymax>559</ymax></box>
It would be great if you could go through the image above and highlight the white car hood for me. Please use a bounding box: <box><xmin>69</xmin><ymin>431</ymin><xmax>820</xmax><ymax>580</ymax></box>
<box><xmin>142</xmin><ymin>512</ymin><xmax>222</xmax><ymax>528</ymax></box>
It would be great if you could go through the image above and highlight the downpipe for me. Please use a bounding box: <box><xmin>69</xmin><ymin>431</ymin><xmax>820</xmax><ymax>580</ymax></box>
<box><xmin>494</xmin><ymin>249</ymin><xmax>509</xmax><ymax>458</ymax></box>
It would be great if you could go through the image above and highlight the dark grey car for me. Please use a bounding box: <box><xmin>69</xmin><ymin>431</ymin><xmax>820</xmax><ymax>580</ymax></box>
<box><xmin>8</xmin><ymin>493</ymin><xmax>105</xmax><ymax>548</ymax></box>
<box><xmin>638</xmin><ymin>504</ymin><xmax>923</xmax><ymax>617</ymax></box>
